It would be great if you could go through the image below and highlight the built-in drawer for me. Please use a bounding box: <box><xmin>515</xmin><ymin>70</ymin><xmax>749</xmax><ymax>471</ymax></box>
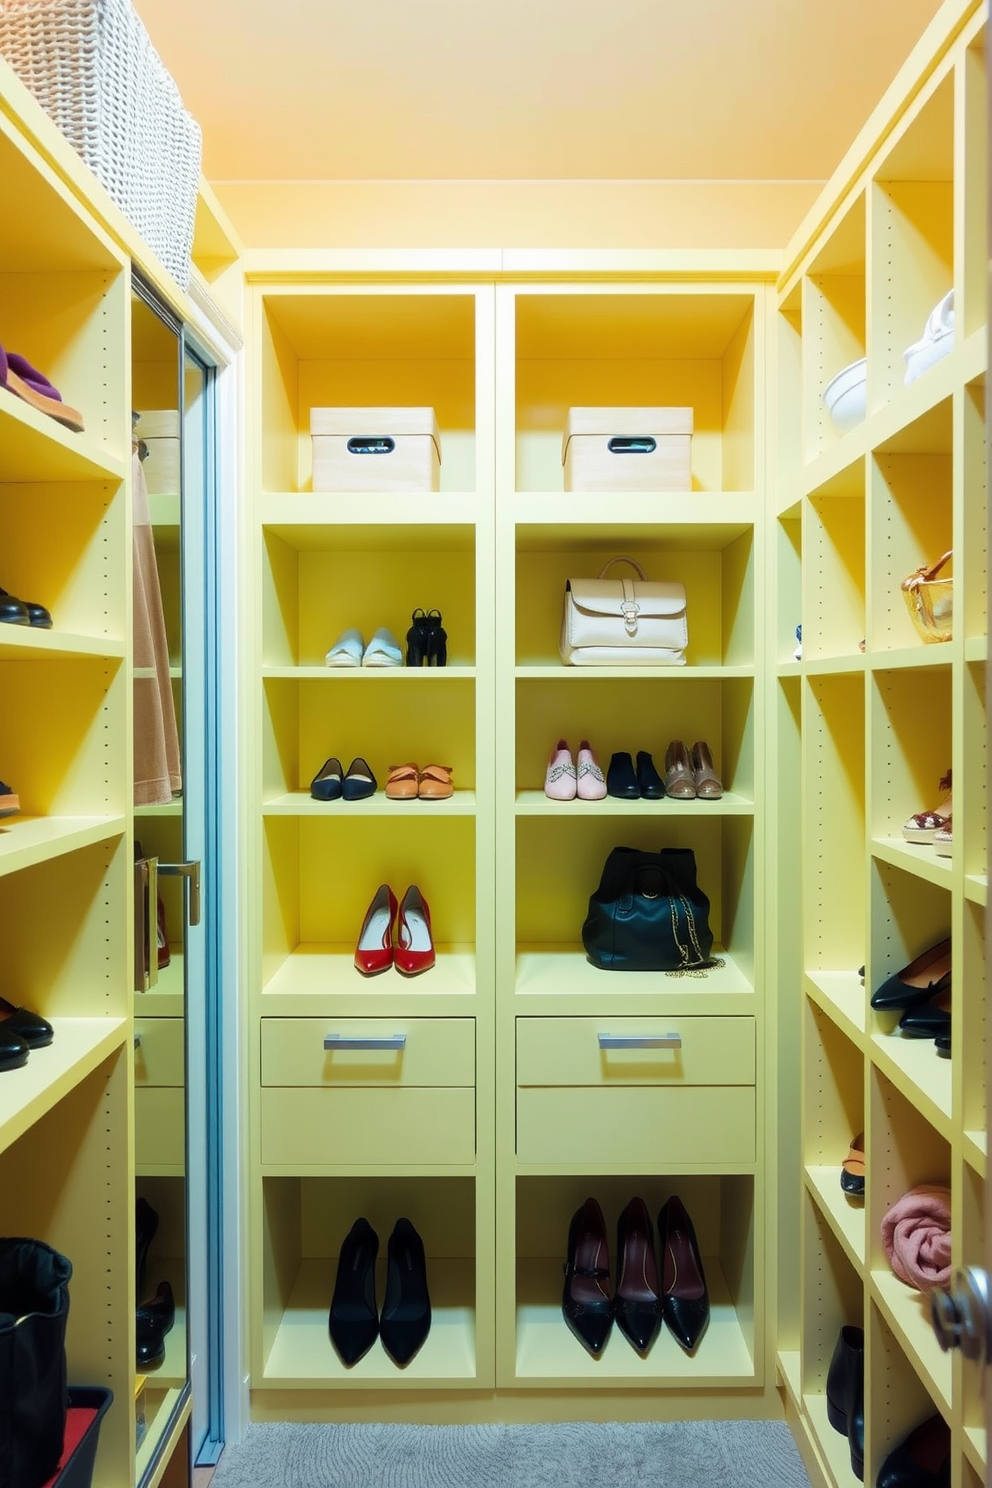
<box><xmin>134</xmin><ymin>1017</ymin><xmax>185</xmax><ymax>1086</ymax></box>
<box><xmin>260</xmin><ymin>1018</ymin><xmax>475</xmax><ymax>1087</ymax></box>
<box><xmin>135</xmin><ymin>1089</ymin><xmax>185</xmax><ymax>1171</ymax></box>
<box><xmin>516</xmin><ymin>1017</ymin><xmax>755</xmax><ymax>1166</ymax></box>
<box><xmin>260</xmin><ymin>1018</ymin><xmax>476</xmax><ymax>1167</ymax></box>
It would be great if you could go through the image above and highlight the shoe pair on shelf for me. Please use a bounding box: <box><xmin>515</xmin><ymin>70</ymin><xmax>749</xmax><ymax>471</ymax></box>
<box><xmin>0</xmin><ymin>781</ymin><xmax>19</xmax><ymax>819</ymax></box>
<box><xmin>326</xmin><ymin>627</ymin><xmax>403</xmax><ymax>668</ymax></box>
<box><xmin>311</xmin><ymin>756</ymin><xmax>377</xmax><ymax>802</ymax></box>
<box><xmin>871</xmin><ymin>938</ymin><xmax>951</xmax><ymax>1052</ymax></box>
<box><xmin>664</xmin><ymin>740</ymin><xmax>723</xmax><ymax>799</ymax></box>
<box><xmin>0</xmin><ymin>994</ymin><xmax>54</xmax><ymax>1073</ymax></box>
<box><xmin>385</xmin><ymin>763</ymin><xmax>454</xmax><ymax>801</ymax></box>
<box><xmin>606</xmin><ymin>750</ymin><xmax>664</xmax><ymax>800</ymax></box>
<box><xmin>355</xmin><ymin>884</ymin><xmax>435</xmax><ymax>977</ymax></box>
<box><xmin>329</xmin><ymin>1216</ymin><xmax>431</xmax><ymax>1367</ymax></box>
<box><xmin>544</xmin><ymin>740</ymin><xmax>606</xmax><ymax>801</ymax></box>
<box><xmin>562</xmin><ymin>1195</ymin><xmax>709</xmax><ymax>1358</ymax></box>
<box><xmin>0</xmin><ymin>584</ymin><xmax>52</xmax><ymax>628</ymax></box>
<box><xmin>135</xmin><ymin>1197</ymin><xmax>176</xmax><ymax>1371</ymax></box>
<box><xmin>406</xmin><ymin>608</ymin><xmax>447</xmax><ymax>667</ymax></box>
<box><xmin>902</xmin><ymin>770</ymin><xmax>952</xmax><ymax>857</ymax></box>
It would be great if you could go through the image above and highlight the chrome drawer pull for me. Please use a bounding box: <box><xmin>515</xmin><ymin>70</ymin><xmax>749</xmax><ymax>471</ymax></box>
<box><xmin>324</xmin><ymin>1034</ymin><xmax>407</xmax><ymax>1051</ymax></box>
<box><xmin>597</xmin><ymin>1032</ymin><xmax>682</xmax><ymax>1050</ymax></box>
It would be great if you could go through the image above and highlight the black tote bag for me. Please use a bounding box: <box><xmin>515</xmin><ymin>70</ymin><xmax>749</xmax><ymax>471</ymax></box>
<box><xmin>582</xmin><ymin>845</ymin><xmax>715</xmax><ymax>972</ymax></box>
<box><xmin>0</xmin><ymin>1238</ymin><xmax>71</xmax><ymax>1488</ymax></box>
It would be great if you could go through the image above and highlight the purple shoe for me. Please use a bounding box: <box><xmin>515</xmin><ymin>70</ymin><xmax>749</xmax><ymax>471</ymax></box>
<box><xmin>0</xmin><ymin>343</ymin><xmax>84</xmax><ymax>432</ymax></box>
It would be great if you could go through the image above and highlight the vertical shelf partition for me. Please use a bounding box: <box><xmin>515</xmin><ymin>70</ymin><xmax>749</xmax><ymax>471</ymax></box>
<box><xmin>775</xmin><ymin>6</ymin><xmax>988</xmax><ymax>1487</ymax></box>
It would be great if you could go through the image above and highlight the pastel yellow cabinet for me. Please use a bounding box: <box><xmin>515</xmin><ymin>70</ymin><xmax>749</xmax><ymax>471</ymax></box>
<box><xmin>134</xmin><ymin>1018</ymin><xmax>185</xmax><ymax>1174</ymax></box>
<box><xmin>260</xmin><ymin>1018</ymin><xmax>476</xmax><ymax>1167</ymax></box>
<box><xmin>515</xmin><ymin>1017</ymin><xmax>756</xmax><ymax>1167</ymax></box>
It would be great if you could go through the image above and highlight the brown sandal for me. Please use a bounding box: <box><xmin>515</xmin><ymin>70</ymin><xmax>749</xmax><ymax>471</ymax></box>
<box><xmin>417</xmin><ymin>764</ymin><xmax>454</xmax><ymax>800</ymax></box>
<box><xmin>385</xmin><ymin>763</ymin><xmax>420</xmax><ymax>800</ymax></box>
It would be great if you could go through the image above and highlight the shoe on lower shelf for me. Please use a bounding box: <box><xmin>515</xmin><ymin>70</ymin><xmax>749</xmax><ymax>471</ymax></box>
<box><xmin>902</xmin><ymin>771</ymin><xmax>951</xmax><ymax>842</ymax></box>
<box><xmin>0</xmin><ymin>781</ymin><xmax>19</xmax><ymax>818</ymax></box>
<box><xmin>871</xmin><ymin>938</ymin><xmax>951</xmax><ymax>1012</ymax></box>
<box><xmin>826</xmin><ymin>1324</ymin><xmax>865</xmax><ymax>1481</ymax></box>
<box><xmin>876</xmin><ymin>1412</ymin><xmax>950</xmax><ymax>1488</ymax></box>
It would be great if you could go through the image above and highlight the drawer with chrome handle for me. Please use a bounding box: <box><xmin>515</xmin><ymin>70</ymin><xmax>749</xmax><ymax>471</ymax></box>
<box><xmin>516</xmin><ymin>1017</ymin><xmax>755</xmax><ymax>1087</ymax></box>
<box><xmin>261</xmin><ymin>1018</ymin><xmax>475</xmax><ymax>1088</ymax></box>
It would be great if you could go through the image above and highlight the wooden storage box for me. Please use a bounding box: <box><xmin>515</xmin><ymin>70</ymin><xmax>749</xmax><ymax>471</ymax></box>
<box><xmin>311</xmin><ymin>406</ymin><xmax>441</xmax><ymax>492</ymax></box>
<box><xmin>562</xmin><ymin>406</ymin><xmax>692</xmax><ymax>492</ymax></box>
<box><xmin>134</xmin><ymin>409</ymin><xmax>181</xmax><ymax>496</ymax></box>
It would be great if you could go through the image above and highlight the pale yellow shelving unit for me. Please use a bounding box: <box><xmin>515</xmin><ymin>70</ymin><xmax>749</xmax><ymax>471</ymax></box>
<box><xmin>494</xmin><ymin>278</ymin><xmax>772</xmax><ymax>1404</ymax></box>
<box><xmin>0</xmin><ymin>43</ymin><xmax>242</xmax><ymax>1488</ymax></box>
<box><xmin>773</xmin><ymin>6</ymin><xmax>988</xmax><ymax>1488</ymax></box>
<box><xmin>245</xmin><ymin>281</ymin><xmax>497</xmax><ymax>1406</ymax></box>
<box><xmin>0</xmin><ymin>77</ymin><xmax>133</xmax><ymax>1488</ymax></box>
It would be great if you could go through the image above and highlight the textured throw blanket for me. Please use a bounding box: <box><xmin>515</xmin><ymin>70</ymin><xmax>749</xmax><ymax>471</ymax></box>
<box><xmin>881</xmin><ymin>1184</ymin><xmax>952</xmax><ymax>1292</ymax></box>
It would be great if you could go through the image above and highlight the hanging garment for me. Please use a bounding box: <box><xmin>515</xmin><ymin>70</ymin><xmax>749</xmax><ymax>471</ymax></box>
<box><xmin>132</xmin><ymin>444</ymin><xmax>182</xmax><ymax>806</ymax></box>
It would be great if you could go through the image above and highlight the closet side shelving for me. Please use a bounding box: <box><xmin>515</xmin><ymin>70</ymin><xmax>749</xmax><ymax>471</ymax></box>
<box><xmin>775</xmin><ymin>4</ymin><xmax>987</xmax><ymax>1485</ymax></box>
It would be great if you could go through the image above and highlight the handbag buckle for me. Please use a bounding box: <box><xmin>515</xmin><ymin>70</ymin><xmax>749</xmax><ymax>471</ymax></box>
<box><xmin>620</xmin><ymin>599</ymin><xmax>640</xmax><ymax>634</ymax></box>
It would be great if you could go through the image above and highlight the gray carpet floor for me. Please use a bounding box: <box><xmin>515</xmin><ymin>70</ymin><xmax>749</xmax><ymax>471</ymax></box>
<box><xmin>211</xmin><ymin>1421</ymin><xmax>811</xmax><ymax>1487</ymax></box>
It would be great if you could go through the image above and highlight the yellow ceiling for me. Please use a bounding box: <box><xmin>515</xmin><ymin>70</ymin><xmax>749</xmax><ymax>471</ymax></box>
<box><xmin>132</xmin><ymin>0</ymin><xmax>945</xmax><ymax>185</ymax></box>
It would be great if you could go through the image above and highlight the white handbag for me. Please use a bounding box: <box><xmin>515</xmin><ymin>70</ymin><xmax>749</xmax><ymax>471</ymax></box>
<box><xmin>559</xmin><ymin>556</ymin><xmax>688</xmax><ymax>666</ymax></box>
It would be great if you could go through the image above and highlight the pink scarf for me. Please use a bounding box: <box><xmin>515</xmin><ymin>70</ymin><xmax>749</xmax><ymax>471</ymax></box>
<box><xmin>881</xmin><ymin>1184</ymin><xmax>952</xmax><ymax>1293</ymax></box>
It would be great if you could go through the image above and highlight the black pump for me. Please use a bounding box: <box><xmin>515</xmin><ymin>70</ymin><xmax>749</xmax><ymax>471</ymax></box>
<box><xmin>379</xmin><ymin>1217</ymin><xmax>432</xmax><ymax>1366</ymax></box>
<box><xmin>328</xmin><ymin>1217</ymin><xmax>380</xmax><ymax>1366</ymax></box>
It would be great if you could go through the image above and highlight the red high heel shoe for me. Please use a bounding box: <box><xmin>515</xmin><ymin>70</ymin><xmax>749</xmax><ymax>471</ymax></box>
<box><xmin>395</xmin><ymin>886</ymin><xmax>435</xmax><ymax>976</ymax></box>
<box><xmin>354</xmin><ymin>884</ymin><xmax>397</xmax><ymax>976</ymax></box>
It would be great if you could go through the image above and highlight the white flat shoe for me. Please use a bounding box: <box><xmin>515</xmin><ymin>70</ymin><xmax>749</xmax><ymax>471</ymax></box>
<box><xmin>903</xmin><ymin>289</ymin><xmax>954</xmax><ymax>385</ymax></box>
<box><xmin>325</xmin><ymin>627</ymin><xmax>364</xmax><ymax>667</ymax></box>
<box><xmin>362</xmin><ymin>627</ymin><xmax>403</xmax><ymax>667</ymax></box>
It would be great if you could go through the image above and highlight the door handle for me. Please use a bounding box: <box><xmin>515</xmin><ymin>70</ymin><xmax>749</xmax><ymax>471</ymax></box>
<box><xmin>930</xmin><ymin>1267</ymin><xmax>992</xmax><ymax>1362</ymax></box>
<box><xmin>158</xmin><ymin>860</ymin><xmax>201</xmax><ymax>926</ymax></box>
<box><xmin>134</xmin><ymin>856</ymin><xmax>159</xmax><ymax>993</ymax></box>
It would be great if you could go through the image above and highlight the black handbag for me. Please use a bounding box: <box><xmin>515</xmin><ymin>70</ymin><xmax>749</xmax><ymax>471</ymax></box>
<box><xmin>582</xmin><ymin>846</ymin><xmax>715</xmax><ymax>972</ymax></box>
<box><xmin>0</xmin><ymin>1238</ymin><xmax>72</xmax><ymax>1488</ymax></box>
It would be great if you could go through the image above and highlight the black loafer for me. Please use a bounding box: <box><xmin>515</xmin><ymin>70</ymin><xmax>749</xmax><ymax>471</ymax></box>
<box><xmin>0</xmin><ymin>996</ymin><xmax>53</xmax><ymax>1048</ymax></box>
<box><xmin>0</xmin><ymin>1027</ymin><xmax>29</xmax><ymax>1072</ymax></box>
<box><xmin>635</xmin><ymin>750</ymin><xmax>665</xmax><ymax>800</ymax></box>
<box><xmin>606</xmin><ymin>752</ymin><xmax>639</xmax><ymax>800</ymax></box>
<box><xmin>876</xmin><ymin>1413</ymin><xmax>950</xmax><ymax>1488</ymax></box>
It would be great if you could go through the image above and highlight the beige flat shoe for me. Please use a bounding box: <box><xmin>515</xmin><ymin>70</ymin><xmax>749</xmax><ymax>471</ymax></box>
<box><xmin>385</xmin><ymin>762</ymin><xmax>420</xmax><ymax>800</ymax></box>
<box><xmin>690</xmin><ymin>740</ymin><xmax>724</xmax><ymax>800</ymax></box>
<box><xmin>418</xmin><ymin>764</ymin><xmax>454</xmax><ymax>800</ymax></box>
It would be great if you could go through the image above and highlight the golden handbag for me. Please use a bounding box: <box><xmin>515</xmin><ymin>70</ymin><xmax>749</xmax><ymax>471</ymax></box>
<box><xmin>901</xmin><ymin>550</ymin><xmax>952</xmax><ymax>643</ymax></box>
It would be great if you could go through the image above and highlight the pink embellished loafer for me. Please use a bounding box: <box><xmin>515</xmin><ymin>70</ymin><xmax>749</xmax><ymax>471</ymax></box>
<box><xmin>576</xmin><ymin>740</ymin><xmax>607</xmax><ymax>800</ymax></box>
<box><xmin>544</xmin><ymin>739</ymin><xmax>577</xmax><ymax>801</ymax></box>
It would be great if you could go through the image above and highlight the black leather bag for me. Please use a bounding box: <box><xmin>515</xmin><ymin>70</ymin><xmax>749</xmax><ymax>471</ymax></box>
<box><xmin>582</xmin><ymin>846</ymin><xmax>714</xmax><ymax>972</ymax></box>
<box><xmin>0</xmin><ymin>1238</ymin><xmax>71</xmax><ymax>1488</ymax></box>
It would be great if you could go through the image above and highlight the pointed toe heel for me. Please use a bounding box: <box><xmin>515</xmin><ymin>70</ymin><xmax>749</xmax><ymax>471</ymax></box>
<box><xmin>562</xmin><ymin>1197</ymin><xmax>614</xmax><ymax>1357</ymax></box>
<box><xmin>379</xmin><ymin>1218</ymin><xmax>431</xmax><ymax>1366</ymax></box>
<box><xmin>659</xmin><ymin>1195</ymin><xmax>709</xmax><ymax>1353</ymax></box>
<box><xmin>871</xmin><ymin>937</ymin><xmax>951</xmax><ymax>1012</ymax></box>
<box><xmin>354</xmin><ymin>884</ymin><xmax>397</xmax><ymax>976</ymax></box>
<box><xmin>614</xmin><ymin>1197</ymin><xmax>660</xmax><ymax>1354</ymax></box>
<box><xmin>328</xmin><ymin>1217</ymin><xmax>379</xmax><ymax>1367</ymax></box>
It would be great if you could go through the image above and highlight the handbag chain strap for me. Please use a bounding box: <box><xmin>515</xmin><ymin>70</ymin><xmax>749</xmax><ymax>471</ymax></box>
<box><xmin>664</xmin><ymin>889</ymin><xmax>725</xmax><ymax>979</ymax></box>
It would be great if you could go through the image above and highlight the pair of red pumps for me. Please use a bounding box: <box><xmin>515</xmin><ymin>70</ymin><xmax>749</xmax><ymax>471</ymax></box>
<box><xmin>355</xmin><ymin>884</ymin><xmax>435</xmax><ymax>977</ymax></box>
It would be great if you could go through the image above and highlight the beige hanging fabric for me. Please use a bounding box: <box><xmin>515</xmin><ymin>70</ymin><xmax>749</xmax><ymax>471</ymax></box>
<box><xmin>132</xmin><ymin>444</ymin><xmax>181</xmax><ymax>805</ymax></box>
